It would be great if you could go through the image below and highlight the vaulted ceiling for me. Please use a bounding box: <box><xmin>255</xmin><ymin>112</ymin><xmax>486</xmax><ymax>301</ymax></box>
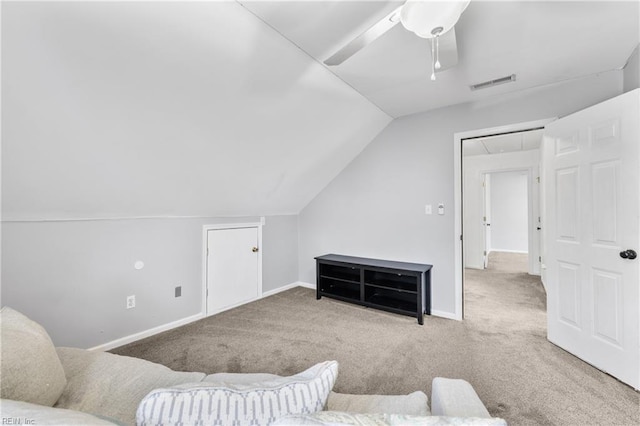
<box><xmin>1</xmin><ymin>1</ymin><xmax>391</xmax><ymax>219</ymax></box>
<box><xmin>2</xmin><ymin>1</ymin><xmax>638</xmax><ymax>219</ymax></box>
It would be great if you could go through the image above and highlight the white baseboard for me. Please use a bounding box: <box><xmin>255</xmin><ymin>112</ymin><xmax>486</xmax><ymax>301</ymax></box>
<box><xmin>431</xmin><ymin>309</ymin><xmax>460</xmax><ymax>321</ymax></box>
<box><xmin>88</xmin><ymin>313</ymin><xmax>204</xmax><ymax>352</ymax></box>
<box><xmin>262</xmin><ymin>281</ymin><xmax>315</xmax><ymax>298</ymax></box>
<box><xmin>92</xmin><ymin>282</ymin><xmax>318</xmax><ymax>351</ymax></box>
<box><xmin>490</xmin><ymin>249</ymin><xmax>528</xmax><ymax>254</ymax></box>
<box><xmin>465</xmin><ymin>264</ymin><xmax>484</xmax><ymax>270</ymax></box>
<box><xmin>296</xmin><ymin>281</ymin><xmax>316</xmax><ymax>290</ymax></box>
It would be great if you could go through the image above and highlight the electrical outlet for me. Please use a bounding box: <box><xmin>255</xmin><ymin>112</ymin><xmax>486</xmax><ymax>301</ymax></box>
<box><xmin>425</xmin><ymin>204</ymin><xmax>432</xmax><ymax>215</ymax></box>
<box><xmin>126</xmin><ymin>295</ymin><xmax>136</xmax><ymax>309</ymax></box>
<box><xmin>175</xmin><ymin>286</ymin><xmax>182</xmax><ymax>298</ymax></box>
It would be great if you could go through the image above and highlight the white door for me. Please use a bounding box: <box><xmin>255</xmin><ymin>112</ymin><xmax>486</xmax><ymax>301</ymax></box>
<box><xmin>483</xmin><ymin>174</ymin><xmax>492</xmax><ymax>268</ymax></box>
<box><xmin>543</xmin><ymin>89</ymin><xmax>639</xmax><ymax>389</ymax></box>
<box><xmin>206</xmin><ymin>227</ymin><xmax>260</xmax><ymax>316</ymax></box>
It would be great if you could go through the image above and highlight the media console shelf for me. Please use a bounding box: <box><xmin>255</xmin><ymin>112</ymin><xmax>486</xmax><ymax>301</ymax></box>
<box><xmin>315</xmin><ymin>254</ymin><xmax>432</xmax><ymax>325</ymax></box>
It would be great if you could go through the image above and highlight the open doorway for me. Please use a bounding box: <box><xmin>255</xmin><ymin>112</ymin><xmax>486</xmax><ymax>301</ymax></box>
<box><xmin>461</xmin><ymin>128</ymin><xmax>544</xmax><ymax>317</ymax></box>
<box><xmin>462</xmin><ymin>129</ymin><xmax>542</xmax><ymax>274</ymax></box>
<box><xmin>453</xmin><ymin>118</ymin><xmax>554</xmax><ymax>320</ymax></box>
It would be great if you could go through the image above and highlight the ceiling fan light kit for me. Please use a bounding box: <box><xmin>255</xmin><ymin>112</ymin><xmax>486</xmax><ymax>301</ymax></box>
<box><xmin>400</xmin><ymin>0</ymin><xmax>470</xmax><ymax>39</ymax></box>
<box><xmin>401</xmin><ymin>0</ymin><xmax>470</xmax><ymax>81</ymax></box>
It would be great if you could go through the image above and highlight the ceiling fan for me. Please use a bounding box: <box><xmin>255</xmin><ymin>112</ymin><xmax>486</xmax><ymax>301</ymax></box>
<box><xmin>324</xmin><ymin>0</ymin><xmax>470</xmax><ymax>80</ymax></box>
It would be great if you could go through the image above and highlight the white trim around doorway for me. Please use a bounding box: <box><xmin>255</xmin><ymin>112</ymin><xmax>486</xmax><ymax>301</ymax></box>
<box><xmin>453</xmin><ymin>118</ymin><xmax>555</xmax><ymax>321</ymax></box>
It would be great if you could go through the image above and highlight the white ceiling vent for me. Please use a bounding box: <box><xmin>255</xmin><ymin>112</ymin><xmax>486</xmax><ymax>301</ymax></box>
<box><xmin>470</xmin><ymin>74</ymin><xmax>516</xmax><ymax>91</ymax></box>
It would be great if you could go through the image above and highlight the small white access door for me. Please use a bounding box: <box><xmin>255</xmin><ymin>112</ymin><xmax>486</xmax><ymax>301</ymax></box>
<box><xmin>206</xmin><ymin>226</ymin><xmax>260</xmax><ymax>316</ymax></box>
<box><xmin>543</xmin><ymin>89</ymin><xmax>639</xmax><ymax>389</ymax></box>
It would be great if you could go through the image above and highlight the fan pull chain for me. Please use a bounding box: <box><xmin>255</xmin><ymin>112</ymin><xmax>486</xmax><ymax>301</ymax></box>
<box><xmin>430</xmin><ymin>38</ymin><xmax>436</xmax><ymax>81</ymax></box>
<box><xmin>435</xmin><ymin>34</ymin><xmax>441</xmax><ymax>70</ymax></box>
<box><xmin>429</xmin><ymin>27</ymin><xmax>444</xmax><ymax>81</ymax></box>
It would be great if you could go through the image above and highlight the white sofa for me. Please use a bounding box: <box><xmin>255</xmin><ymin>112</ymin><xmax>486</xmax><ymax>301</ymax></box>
<box><xmin>0</xmin><ymin>307</ymin><xmax>505</xmax><ymax>425</ymax></box>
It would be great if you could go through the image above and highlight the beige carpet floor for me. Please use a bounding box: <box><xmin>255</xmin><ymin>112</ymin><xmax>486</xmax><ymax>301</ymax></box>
<box><xmin>113</xmin><ymin>252</ymin><xmax>639</xmax><ymax>425</ymax></box>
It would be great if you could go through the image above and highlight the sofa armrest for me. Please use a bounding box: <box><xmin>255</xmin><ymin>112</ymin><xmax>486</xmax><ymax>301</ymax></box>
<box><xmin>430</xmin><ymin>377</ymin><xmax>491</xmax><ymax>418</ymax></box>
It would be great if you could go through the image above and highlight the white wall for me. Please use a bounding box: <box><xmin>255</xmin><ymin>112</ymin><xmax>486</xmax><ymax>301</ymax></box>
<box><xmin>489</xmin><ymin>171</ymin><xmax>529</xmax><ymax>253</ymax></box>
<box><xmin>1</xmin><ymin>215</ymin><xmax>298</xmax><ymax>348</ymax></box>
<box><xmin>299</xmin><ymin>71</ymin><xmax>623</xmax><ymax>318</ymax></box>
<box><xmin>464</xmin><ymin>150</ymin><xmax>540</xmax><ymax>269</ymax></box>
<box><xmin>262</xmin><ymin>215</ymin><xmax>299</xmax><ymax>294</ymax></box>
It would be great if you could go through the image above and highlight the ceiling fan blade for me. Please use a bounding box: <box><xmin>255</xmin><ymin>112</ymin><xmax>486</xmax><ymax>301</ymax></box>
<box><xmin>324</xmin><ymin>6</ymin><xmax>403</xmax><ymax>66</ymax></box>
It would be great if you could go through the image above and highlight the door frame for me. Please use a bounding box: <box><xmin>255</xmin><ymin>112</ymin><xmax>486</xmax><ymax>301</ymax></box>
<box><xmin>454</xmin><ymin>118</ymin><xmax>555</xmax><ymax>320</ymax></box>
<box><xmin>483</xmin><ymin>173</ymin><xmax>491</xmax><ymax>268</ymax></box>
<box><xmin>201</xmin><ymin>221</ymin><xmax>264</xmax><ymax>316</ymax></box>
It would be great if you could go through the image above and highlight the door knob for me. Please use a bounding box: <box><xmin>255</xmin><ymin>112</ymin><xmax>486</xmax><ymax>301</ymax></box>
<box><xmin>252</xmin><ymin>247</ymin><xmax>259</xmax><ymax>253</ymax></box>
<box><xmin>619</xmin><ymin>249</ymin><xmax>637</xmax><ymax>260</ymax></box>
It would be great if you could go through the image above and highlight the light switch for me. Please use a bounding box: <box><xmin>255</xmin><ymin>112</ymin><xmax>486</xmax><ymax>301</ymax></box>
<box><xmin>425</xmin><ymin>204</ymin><xmax>432</xmax><ymax>215</ymax></box>
<box><xmin>438</xmin><ymin>203</ymin><xmax>445</xmax><ymax>215</ymax></box>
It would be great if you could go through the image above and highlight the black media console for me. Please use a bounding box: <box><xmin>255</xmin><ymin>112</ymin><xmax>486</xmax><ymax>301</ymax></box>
<box><xmin>315</xmin><ymin>254</ymin><xmax>432</xmax><ymax>325</ymax></box>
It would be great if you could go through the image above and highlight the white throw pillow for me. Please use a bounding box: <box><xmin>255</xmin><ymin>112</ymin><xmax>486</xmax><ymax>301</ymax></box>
<box><xmin>136</xmin><ymin>360</ymin><xmax>338</xmax><ymax>426</ymax></box>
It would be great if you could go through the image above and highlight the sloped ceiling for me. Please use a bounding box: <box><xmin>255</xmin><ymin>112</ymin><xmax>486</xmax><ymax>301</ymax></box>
<box><xmin>1</xmin><ymin>1</ymin><xmax>391</xmax><ymax>220</ymax></box>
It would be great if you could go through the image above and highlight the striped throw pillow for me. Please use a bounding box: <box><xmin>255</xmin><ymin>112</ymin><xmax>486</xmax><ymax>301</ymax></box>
<box><xmin>136</xmin><ymin>361</ymin><xmax>338</xmax><ymax>426</ymax></box>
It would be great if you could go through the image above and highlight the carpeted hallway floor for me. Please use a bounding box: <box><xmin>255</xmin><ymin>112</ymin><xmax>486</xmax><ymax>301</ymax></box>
<box><xmin>112</xmin><ymin>252</ymin><xmax>639</xmax><ymax>425</ymax></box>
